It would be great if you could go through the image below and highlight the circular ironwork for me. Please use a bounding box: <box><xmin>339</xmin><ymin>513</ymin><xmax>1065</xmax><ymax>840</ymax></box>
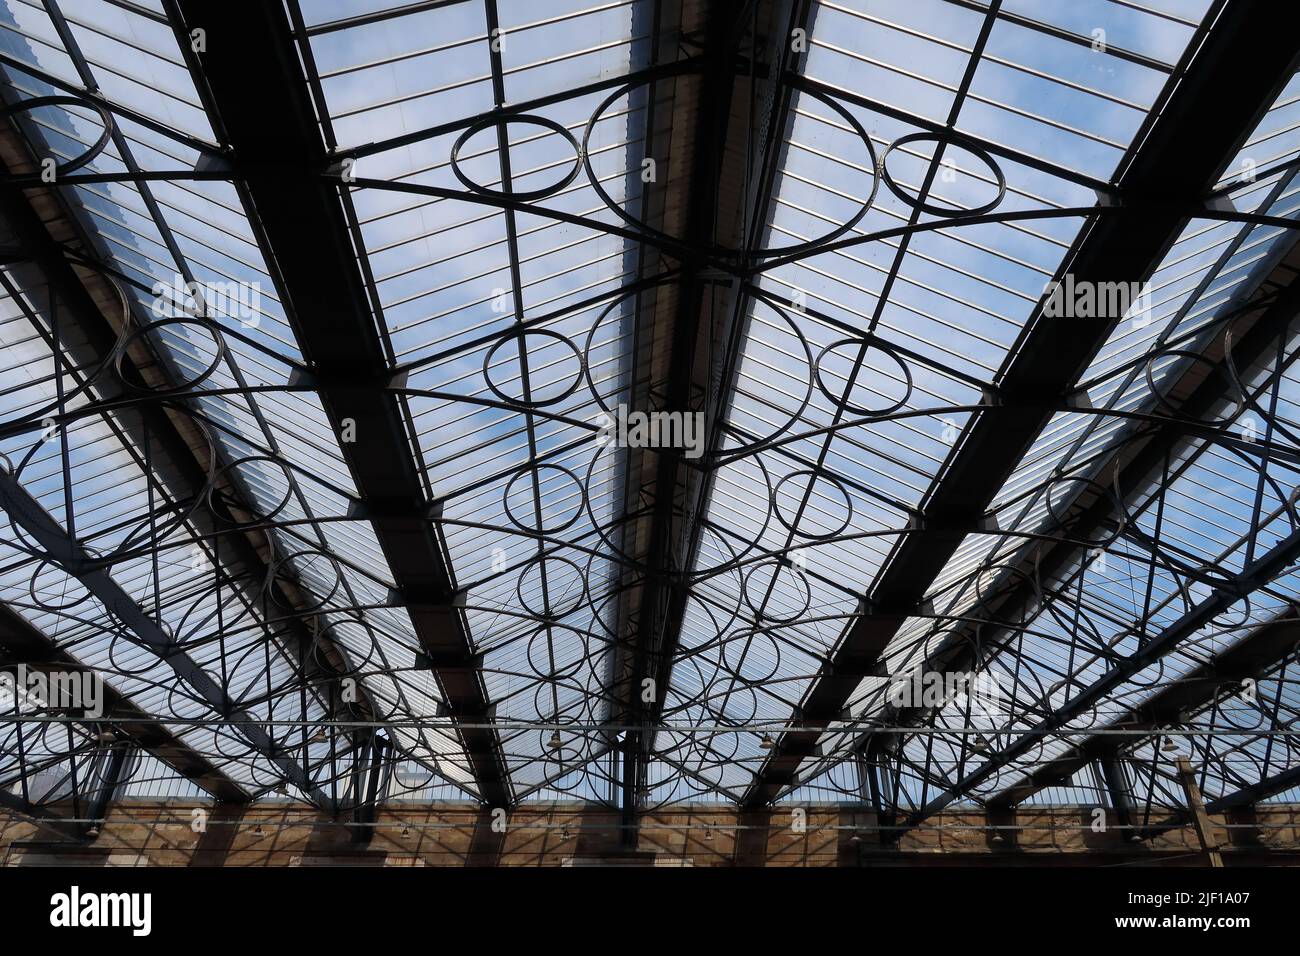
<box><xmin>719</xmin><ymin>627</ymin><xmax>782</xmax><ymax>686</ymax></box>
<box><xmin>114</xmin><ymin>317</ymin><xmax>226</xmax><ymax>395</ymax></box>
<box><xmin>771</xmin><ymin>469</ymin><xmax>853</xmax><ymax>540</ymax></box>
<box><xmin>582</xmin><ymin>274</ymin><xmax>679</xmax><ymax>415</ymax></box>
<box><xmin>1143</xmin><ymin>347</ymin><xmax>1246</xmax><ymax>425</ymax></box>
<box><xmin>516</xmin><ymin>552</ymin><xmax>587</xmax><ymax>619</ymax></box>
<box><xmin>582</xmin><ymin>75</ymin><xmax>878</xmax><ymax>259</ymax></box>
<box><xmin>266</xmin><ymin>548</ymin><xmax>344</xmax><ymax>613</ymax></box>
<box><xmin>718</xmin><ymin>295</ymin><xmax>816</xmax><ymax>455</ymax></box>
<box><xmin>813</xmin><ymin>336</ymin><xmax>914</xmax><ymax>417</ymax></box>
<box><xmin>483</xmin><ymin>327</ymin><xmax>585</xmax><ymax>408</ymax></box>
<box><xmin>741</xmin><ymin>558</ymin><xmax>812</xmax><ymax>624</ymax></box>
<box><xmin>503</xmin><ymin>462</ymin><xmax>585</xmax><ymax>534</ymax></box>
<box><xmin>450</xmin><ymin>113</ymin><xmax>582</xmax><ymax>202</ymax></box>
<box><xmin>28</xmin><ymin>559</ymin><xmax>94</xmax><ymax>612</ymax></box>
<box><xmin>526</xmin><ymin>623</ymin><xmax>589</xmax><ymax>681</ymax></box>
<box><xmin>879</xmin><ymin>131</ymin><xmax>1006</xmax><ymax>218</ymax></box>
<box><xmin>2</xmin><ymin>95</ymin><xmax>114</xmax><ymax>177</ymax></box>
<box><xmin>207</xmin><ymin>454</ymin><xmax>295</xmax><ymax>527</ymax></box>
<box><xmin>1043</xmin><ymin>473</ymin><xmax>1128</xmax><ymax>547</ymax></box>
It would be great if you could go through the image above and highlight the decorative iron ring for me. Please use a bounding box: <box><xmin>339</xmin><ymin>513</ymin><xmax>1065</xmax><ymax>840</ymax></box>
<box><xmin>879</xmin><ymin>130</ymin><xmax>1007</xmax><ymax>219</ymax></box>
<box><xmin>1143</xmin><ymin>347</ymin><xmax>1246</xmax><ymax>425</ymax></box>
<box><xmin>113</xmin><ymin>316</ymin><xmax>227</xmax><ymax>395</ymax></box>
<box><xmin>771</xmin><ymin>469</ymin><xmax>854</xmax><ymax>540</ymax></box>
<box><xmin>206</xmin><ymin>454</ymin><xmax>295</xmax><ymax>527</ymax></box>
<box><xmin>483</xmin><ymin>326</ymin><xmax>585</xmax><ymax>408</ymax></box>
<box><xmin>1043</xmin><ymin>472</ymin><xmax>1129</xmax><ymax>548</ymax></box>
<box><xmin>2</xmin><ymin>95</ymin><xmax>114</xmax><ymax>177</ymax></box>
<box><xmin>516</xmin><ymin>552</ymin><xmax>588</xmax><ymax>620</ymax></box>
<box><xmin>266</xmin><ymin>547</ymin><xmax>344</xmax><ymax>613</ymax></box>
<box><xmin>451</xmin><ymin>113</ymin><xmax>582</xmax><ymax>202</ymax></box>
<box><xmin>741</xmin><ymin>558</ymin><xmax>812</xmax><ymax>623</ymax></box>
<box><xmin>581</xmin><ymin>74</ymin><xmax>878</xmax><ymax>260</ymax></box>
<box><xmin>503</xmin><ymin>462</ymin><xmax>585</xmax><ymax>535</ymax></box>
<box><xmin>813</xmin><ymin>335</ymin><xmax>914</xmax><ymax>418</ymax></box>
<box><xmin>716</xmin><ymin>291</ymin><xmax>815</xmax><ymax>456</ymax></box>
<box><xmin>582</xmin><ymin>273</ymin><xmax>679</xmax><ymax>416</ymax></box>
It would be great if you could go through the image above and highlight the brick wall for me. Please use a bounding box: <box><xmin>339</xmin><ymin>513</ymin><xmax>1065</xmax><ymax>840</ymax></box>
<box><xmin>4</xmin><ymin>802</ymin><xmax>1299</xmax><ymax>866</ymax></box>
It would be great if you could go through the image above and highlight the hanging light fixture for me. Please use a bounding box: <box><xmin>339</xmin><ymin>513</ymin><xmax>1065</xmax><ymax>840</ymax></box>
<box><xmin>1161</xmin><ymin>735</ymin><xmax>1178</xmax><ymax>752</ymax></box>
<box><xmin>548</xmin><ymin>729</ymin><xmax>562</xmax><ymax>751</ymax></box>
<box><xmin>759</xmin><ymin>733</ymin><xmax>775</xmax><ymax>750</ymax></box>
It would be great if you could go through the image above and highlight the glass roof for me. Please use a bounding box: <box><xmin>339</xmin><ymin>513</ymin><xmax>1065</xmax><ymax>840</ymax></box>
<box><xmin>1</xmin><ymin>0</ymin><xmax>1299</xmax><ymax>832</ymax></box>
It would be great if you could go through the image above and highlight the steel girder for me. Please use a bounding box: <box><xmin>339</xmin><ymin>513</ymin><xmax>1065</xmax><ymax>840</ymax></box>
<box><xmin>989</xmin><ymin>613</ymin><xmax>1300</xmax><ymax>811</ymax></box>
<box><xmin>618</xmin><ymin>0</ymin><xmax>776</xmax><ymax>843</ymax></box>
<box><xmin>0</xmin><ymin>0</ymin><xmax>1296</xmax><ymax>829</ymax></box>
<box><xmin>974</xmin><ymin>281</ymin><xmax>1300</xmax><ymax>810</ymax></box>
<box><xmin>871</xmin><ymin>239</ymin><xmax>1300</xmax><ymax>828</ymax></box>
<box><xmin>169</xmin><ymin>0</ymin><xmax>512</xmax><ymax>807</ymax></box>
<box><xmin>0</xmin><ymin>140</ymin><xmax>384</xmax><ymax>807</ymax></box>
<box><xmin>0</xmin><ymin>467</ymin><xmax>334</xmax><ymax>806</ymax></box>
<box><xmin>0</xmin><ymin>601</ymin><xmax>249</xmax><ymax>803</ymax></box>
<box><xmin>742</xmin><ymin>0</ymin><xmax>1300</xmax><ymax>808</ymax></box>
<box><xmin>0</xmin><ymin>782</ymin><xmax>83</xmax><ymax>841</ymax></box>
<box><xmin>867</xmin><ymin>243</ymin><xmax>1300</xmax><ymax>815</ymax></box>
<box><xmin>1130</xmin><ymin>646</ymin><xmax>1300</xmax><ymax>842</ymax></box>
<box><xmin>896</xmin><ymin>521</ymin><xmax>1300</xmax><ymax>830</ymax></box>
<box><xmin>0</xmin><ymin>185</ymin><xmax>362</xmax><ymax>771</ymax></box>
<box><xmin>0</xmin><ymin>723</ymin><xmax>133</xmax><ymax>842</ymax></box>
